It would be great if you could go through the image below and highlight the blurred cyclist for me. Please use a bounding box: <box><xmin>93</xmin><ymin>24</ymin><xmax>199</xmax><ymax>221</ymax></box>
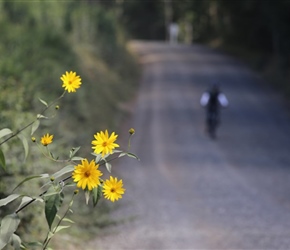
<box><xmin>200</xmin><ymin>83</ymin><xmax>228</xmax><ymax>138</ymax></box>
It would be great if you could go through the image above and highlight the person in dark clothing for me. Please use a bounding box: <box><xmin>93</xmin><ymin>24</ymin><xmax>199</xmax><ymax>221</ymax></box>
<box><xmin>200</xmin><ymin>84</ymin><xmax>228</xmax><ymax>138</ymax></box>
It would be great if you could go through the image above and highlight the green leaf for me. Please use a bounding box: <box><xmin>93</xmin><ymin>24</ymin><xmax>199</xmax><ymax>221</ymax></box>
<box><xmin>13</xmin><ymin>174</ymin><xmax>49</xmax><ymax>192</ymax></box>
<box><xmin>0</xmin><ymin>128</ymin><xmax>13</xmax><ymax>140</ymax></box>
<box><xmin>92</xmin><ymin>185</ymin><xmax>102</xmax><ymax>207</ymax></box>
<box><xmin>119</xmin><ymin>152</ymin><xmax>140</xmax><ymax>161</ymax></box>
<box><xmin>0</xmin><ymin>213</ymin><xmax>20</xmax><ymax>249</ymax></box>
<box><xmin>38</xmin><ymin>98</ymin><xmax>48</xmax><ymax>107</ymax></box>
<box><xmin>44</xmin><ymin>231</ymin><xmax>54</xmax><ymax>246</ymax></box>
<box><xmin>10</xmin><ymin>233</ymin><xmax>21</xmax><ymax>250</ymax></box>
<box><xmin>85</xmin><ymin>190</ymin><xmax>90</xmax><ymax>205</ymax></box>
<box><xmin>0</xmin><ymin>194</ymin><xmax>21</xmax><ymax>207</ymax></box>
<box><xmin>0</xmin><ymin>148</ymin><xmax>6</xmax><ymax>171</ymax></box>
<box><xmin>113</xmin><ymin>150</ymin><xmax>122</xmax><ymax>153</ymax></box>
<box><xmin>51</xmin><ymin>165</ymin><xmax>74</xmax><ymax>180</ymax></box>
<box><xmin>42</xmin><ymin>191</ymin><xmax>63</xmax><ymax>198</ymax></box>
<box><xmin>63</xmin><ymin>183</ymin><xmax>75</xmax><ymax>188</ymax></box>
<box><xmin>105</xmin><ymin>162</ymin><xmax>112</xmax><ymax>173</ymax></box>
<box><xmin>36</xmin><ymin>114</ymin><xmax>48</xmax><ymax>119</ymax></box>
<box><xmin>69</xmin><ymin>147</ymin><xmax>80</xmax><ymax>159</ymax></box>
<box><xmin>53</xmin><ymin>225</ymin><xmax>70</xmax><ymax>233</ymax></box>
<box><xmin>92</xmin><ymin>153</ymin><xmax>102</xmax><ymax>163</ymax></box>
<box><xmin>44</xmin><ymin>191</ymin><xmax>64</xmax><ymax>229</ymax></box>
<box><xmin>71</xmin><ymin>156</ymin><xmax>84</xmax><ymax>161</ymax></box>
<box><xmin>17</xmin><ymin>134</ymin><xmax>29</xmax><ymax>162</ymax></box>
<box><xmin>16</xmin><ymin>196</ymin><xmax>43</xmax><ymax>212</ymax></box>
<box><xmin>17</xmin><ymin>196</ymin><xmax>33</xmax><ymax>210</ymax></box>
<box><xmin>62</xmin><ymin>218</ymin><xmax>74</xmax><ymax>224</ymax></box>
<box><xmin>127</xmin><ymin>152</ymin><xmax>140</xmax><ymax>161</ymax></box>
<box><xmin>49</xmin><ymin>151</ymin><xmax>55</xmax><ymax>160</ymax></box>
<box><xmin>31</xmin><ymin>120</ymin><xmax>40</xmax><ymax>135</ymax></box>
<box><xmin>42</xmin><ymin>184</ymin><xmax>63</xmax><ymax>198</ymax></box>
<box><xmin>26</xmin><ymin>241</ymin><xmax>43</xmax><ymax>248</ymax></box>
<box><xmin>118</xmin><ymin>152</ymin><xmax>126</xmax><ymax>158</ymax></box>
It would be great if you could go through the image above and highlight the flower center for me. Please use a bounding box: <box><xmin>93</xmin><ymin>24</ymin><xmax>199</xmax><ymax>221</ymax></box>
<box><xmin>85</xmin><ymin>171</ymin><xmax>91</xmax><ymax>177</ymax></box>
<box><xmin>68</xmin><ymin>80</ymin><xmax>72</xmax><ymax>85</ymax></box>
<box><xmin>110</xmin><ymin>188</ymin><xmax>115</xmax><ymax>193</ymax></box>
<box><xmin>102</xmin><ymin>141</ymin><xmax>108</xmax><ymax>147</ymax></box>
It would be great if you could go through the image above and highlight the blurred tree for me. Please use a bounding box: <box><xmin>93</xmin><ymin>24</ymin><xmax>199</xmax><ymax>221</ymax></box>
<box><xmin>121</xmin><ymin>0</ymin><xmax>165</xmax><ymax>40</ymax></box>
<box><xmin>114</xmin><ymin>0</ymin><xmax>290</xmax><ymax>95</ymax></box>
<box><xmin>117</xmin><ymin>0</ymin><xmax>290</xmax><ymax>54</ymax></box>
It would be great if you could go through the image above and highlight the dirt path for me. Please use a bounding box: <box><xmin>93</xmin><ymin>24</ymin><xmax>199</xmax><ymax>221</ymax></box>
<box><xmin>88</xmin><ymin>41</ymin><xmax>290</xmax><ymax>250</ymax></box>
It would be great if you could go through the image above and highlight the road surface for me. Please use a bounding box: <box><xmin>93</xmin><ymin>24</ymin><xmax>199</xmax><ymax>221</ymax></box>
<box><xmin>89</xmin><ymin>41</ymin><xmax>290</xmax><ymax>250</ymax></box>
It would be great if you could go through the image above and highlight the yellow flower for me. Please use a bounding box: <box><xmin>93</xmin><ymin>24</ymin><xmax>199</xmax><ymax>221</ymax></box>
<box><xmin>72</xmin><ymin>159</ymin><xmax>103</xmax><ymax>191</ymax></box>
<box><xmin>41</xmin><ymin>133</ymin><xmax>53</xmax><ymax>146</ymax></box>
<box><xmin>60</xmin><ymin>71</ymin><xmax>82</xmax><ymax>93</ymax></box>
<box><xmin>92</xmin><ymin>130</ymin><xmax>119</xmax><ymax>157</ymax></box>
<box><xmin>102</xmin><ymin>176</ymin><xmax>125</xmax><ymax>202</ymax></box>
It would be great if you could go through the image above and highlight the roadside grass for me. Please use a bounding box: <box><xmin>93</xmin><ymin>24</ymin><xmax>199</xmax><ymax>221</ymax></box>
<box><xmin>0</xmin><ymin>3</ymin><xmax>141</xmax><ymax>249</ymax></box>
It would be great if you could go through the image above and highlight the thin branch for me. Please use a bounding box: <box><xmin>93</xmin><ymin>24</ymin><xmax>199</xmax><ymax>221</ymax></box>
<box><xmin>0</xmin><ymin>91</ymin><xmax>66</xmax><ymax>146</ymax></box>
<box><xmin>42</xmin><ymin>192</ymin><xmax>75</xmax><ymax>249</ymax></box>
<box><xmin>14</xmin><ymin>153</ymin><xmax>122</xmax><ymax>214</ymax></box>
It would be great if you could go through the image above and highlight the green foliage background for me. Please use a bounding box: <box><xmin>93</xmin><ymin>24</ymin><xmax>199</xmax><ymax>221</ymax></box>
<box><xmin>0</xmin><ymin>1</ymin><xmax>139</xmax><ymax>247</ymax></box>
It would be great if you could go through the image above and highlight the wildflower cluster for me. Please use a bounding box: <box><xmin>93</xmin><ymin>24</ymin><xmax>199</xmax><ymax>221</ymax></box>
<box><xmin>0</xmin><ymin>71</ymin><xmax>138</xmax><ymax>249</ymax></box>
<box><xmin>70</xmin><ymin>130</ymin><xmax>125</xmax><ymax>202</ymax></box>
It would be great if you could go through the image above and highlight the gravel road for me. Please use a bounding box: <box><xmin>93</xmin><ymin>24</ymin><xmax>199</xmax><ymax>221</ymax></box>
<box><xmin>89</xmin><ymin>41</ymin><xmax>290</xmax><ymax>250</ymax></box>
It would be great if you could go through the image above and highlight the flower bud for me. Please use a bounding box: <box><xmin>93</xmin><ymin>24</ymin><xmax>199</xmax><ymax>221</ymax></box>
<box><xmin>55</xmin><ymin>105</ymin><xmax>60</xmax><ymax>110</ymax></box>
<box><xmin>129</xmin><ymin>128</ymin><xmax>135</xmax><ymax>135</ymax></box>
<box><xmin>50</xmin><ymin>176</ymin><xmax>55</xmax><ymax>182</ymax></box>
<box><xmin>74</xmin><ymin>189</ymin><xmax>79</xmax><ymax>195</ymax></box>
<box><xmin>31</xmin><ymin>137</ymin><xmax>36</xmax><ymax>142</ymax></box>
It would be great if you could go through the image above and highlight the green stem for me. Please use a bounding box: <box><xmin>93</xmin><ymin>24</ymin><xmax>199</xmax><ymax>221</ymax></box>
<box><xmin>0</xmin><ymin>121</ymin><xmax>35</xmax><ymax>146</ymax></box>
<box><xmin>128</xmin><ymin>135</ymin><xmax>132</xmax><ymax>151</ymax></box>
<box><xmin>15</xmin><ymin>190</ymin><xmax>47</xmax><ymax>214</ymax></box>
<box><xmin>42</xmin><ymin>192</ymin><xmax>75</xmax><ymax>250</ymax></box>
<box><xmin>14</xmin><ymin>153</ymin><xmax>121</xmax><ymax>214</ymax></box>
<box><xmin>0</xmin><ymin>91</ymin><xmax>66</xmax><ymax>146</ymax></box>
<box><xmin>15</xmin><ymin>175</ymin><xmax>71</xmax><ymax>214</ymax></box>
